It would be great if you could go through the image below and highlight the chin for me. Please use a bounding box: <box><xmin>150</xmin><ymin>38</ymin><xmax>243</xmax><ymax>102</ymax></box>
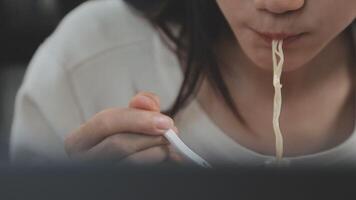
<box><xmin>249</xmin><ymin>50</ymin><xmax>309</xmax><ymax>73</ymax></box>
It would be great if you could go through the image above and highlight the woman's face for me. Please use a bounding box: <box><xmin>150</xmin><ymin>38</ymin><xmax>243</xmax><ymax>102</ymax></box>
<box><xmin>216</xmin><ymin>0</ymin><xmax>356</xmax><ymax>71</ymax></box>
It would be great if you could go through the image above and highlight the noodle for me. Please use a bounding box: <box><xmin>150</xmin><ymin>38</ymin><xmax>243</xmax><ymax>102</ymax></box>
<box><xmin>272</xmin><ymin>40</ymin><xmax>285</xmax><ymax>162</ymax></box>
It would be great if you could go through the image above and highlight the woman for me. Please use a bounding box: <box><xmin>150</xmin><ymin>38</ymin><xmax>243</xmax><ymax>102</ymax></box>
<box><xmin>10</xmin><ymin>0</ymin><xmax>356</xmax><ymax>167</ymax></box>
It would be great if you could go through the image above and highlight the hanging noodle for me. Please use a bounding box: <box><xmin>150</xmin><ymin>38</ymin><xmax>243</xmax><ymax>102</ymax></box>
<box><xmin>272</xmin><ymin>40</ymin><xmax>285</xmax><ymax>162</ymax></box>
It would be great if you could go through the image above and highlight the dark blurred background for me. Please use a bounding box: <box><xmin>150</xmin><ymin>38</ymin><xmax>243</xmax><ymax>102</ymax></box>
<box><xmin>0</xmin><ymin>0</ymin><xmax>87</xmax><ymax>163</ymax></box>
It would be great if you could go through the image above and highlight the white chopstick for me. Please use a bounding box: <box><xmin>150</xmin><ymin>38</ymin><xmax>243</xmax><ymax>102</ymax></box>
<box><xmin>164</xmin><ymin>129</ymin><xmax>212</xmax><ymax>168</ymax></box>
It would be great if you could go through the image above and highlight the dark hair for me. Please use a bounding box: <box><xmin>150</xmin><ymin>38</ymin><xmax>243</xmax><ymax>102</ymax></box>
<box><xmin>123</xmin><ymin>0</ymin><xmax>245</xmax><ymax>124</ymax></box>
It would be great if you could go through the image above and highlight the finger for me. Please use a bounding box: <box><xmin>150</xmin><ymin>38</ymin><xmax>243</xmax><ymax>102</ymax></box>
<box><xmin>76</xmin><ymin>134</ymin><xmax>168</xmax><ymax>162</ymax></box>
<box><xmin>129</xmin><ymin>92</ymin><xmax>178</xmax><ymax>133</ymax></box>
<box><xmin>65</xmin><ymin>108</ymin><xmax>175</xmax><ymax>153</ymax></box>
<box><xmin>118</xmin><ymin>145</ymin><xmax>169</xmax><ymax>166</ymax></box>
<box><xmin>129</xmin><ymin>92</ymin><xmax>160</xmax><ymax>112</ymax></box>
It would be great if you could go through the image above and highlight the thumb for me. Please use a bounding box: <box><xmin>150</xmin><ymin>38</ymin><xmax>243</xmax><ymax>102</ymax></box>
<box><xmin>129</xmin><ymin>92</ymin><xmax>161</xmax><ymax>112</ymax></box>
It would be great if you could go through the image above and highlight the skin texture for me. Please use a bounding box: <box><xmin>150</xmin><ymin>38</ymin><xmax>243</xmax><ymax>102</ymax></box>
<box><xmin>216</xmin><ymin>0</ymin><xmax>356</xmax><ymax>71</ymax></box>
<box><xmin>66</xmin><ymin>1</ymin><xmax>356</xmax><ymax>163</ymax></box>
<box><xmin>195</xmin><ymin>0</ymin><xmax>356</xmax><ymax>156</ymax></box>
<box><xmin>65</xmin><ymin>92</ymin><xmax>182</xmax><ymax>166</ymax></box>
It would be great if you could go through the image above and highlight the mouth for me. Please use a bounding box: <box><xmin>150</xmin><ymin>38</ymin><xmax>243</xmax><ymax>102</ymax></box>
<box><xmin>252</xmin><ymin>29</ymin><xmax>306</xmax><ymax>47</ymax></box>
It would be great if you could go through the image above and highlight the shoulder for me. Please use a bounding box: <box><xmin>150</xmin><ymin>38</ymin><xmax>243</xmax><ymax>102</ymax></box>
<box><xmin>19</xmin><ymin>0</ymin><xmax>180</xmax><ymax>120</ymax></box>
<box><xmin>20</xmin><ymin>0</ymin><xmax>179</xmax><ymax>117</ymax></box>
<box><xmin>19</xmin><ymin>0</ymin><xmax>159</xmax><ymax>120</ymax></box>
<box><xmin>42</xmin><ymin>0</ymin><xmax>157</xmax><ymax>72</ymax></box>
<box><xmin>22</xmin><ymin>0</ymin><xmax>160</xmax><ymax>94</ymax></box>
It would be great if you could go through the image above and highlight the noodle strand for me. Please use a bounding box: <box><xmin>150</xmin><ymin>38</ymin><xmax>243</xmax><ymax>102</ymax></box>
<box><xmin>272</xmin><ymin>40</ymin><xmax>285</xmax><ymax>162</ymax></box>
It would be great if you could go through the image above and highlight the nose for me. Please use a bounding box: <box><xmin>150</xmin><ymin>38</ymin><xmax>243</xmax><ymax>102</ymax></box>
<box><xmin>254</xmin><ymin>0</ymin><xmax>305</xmax><ymax>14</ymax></box>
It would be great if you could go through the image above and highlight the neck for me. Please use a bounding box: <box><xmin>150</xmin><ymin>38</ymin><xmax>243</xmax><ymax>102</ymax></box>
<box><xmin>199</xmin><ymin>28</ymin><xmax>356</xmax><ymax>156</ymax></box>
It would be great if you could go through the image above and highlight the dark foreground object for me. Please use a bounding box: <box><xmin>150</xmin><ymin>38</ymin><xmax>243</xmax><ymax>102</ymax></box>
<box><xmin>0</xmin><ymin>165</ymin><xmax>355</xmax><ymax>200</ymax></box>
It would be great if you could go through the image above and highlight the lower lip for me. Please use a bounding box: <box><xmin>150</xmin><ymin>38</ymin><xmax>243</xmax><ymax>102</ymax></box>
<box><xmin>254</xmin><ymin>31</ymin><xmax>304</xmax><ymax>47</ymax></box>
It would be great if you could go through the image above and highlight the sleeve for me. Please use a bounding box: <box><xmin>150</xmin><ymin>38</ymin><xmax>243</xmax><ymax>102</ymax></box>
<box><xmin>8</xmin><ymin>2</ymin><xmax>97</xmax><ymax>165</ymax></box>
<box><xmin>10</xmin><ymin>0</ymin><xmax>147</xmax><ymax>165</ymax></box>
<box><xmin>9</xmin><ymin>44</ymin><xmax>85</xmax><ymax>165</ymax></box>
<box><xmin>10</xmin><ymin>91</ymin><xmax>68</xmax><ymax>165</ymax></box>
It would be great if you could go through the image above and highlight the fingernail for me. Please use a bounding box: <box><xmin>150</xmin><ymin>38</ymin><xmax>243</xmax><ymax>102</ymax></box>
<box><xmin>154</xmin><ymin>116</ymin><xmax>173</xmax><ymax>131</ymax></box>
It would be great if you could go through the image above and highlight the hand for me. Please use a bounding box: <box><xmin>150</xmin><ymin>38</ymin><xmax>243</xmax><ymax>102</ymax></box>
<box><xmin>65</xmin><ymin>92</ymin><xmax>182</xmax><ymax>166</ymax></box>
